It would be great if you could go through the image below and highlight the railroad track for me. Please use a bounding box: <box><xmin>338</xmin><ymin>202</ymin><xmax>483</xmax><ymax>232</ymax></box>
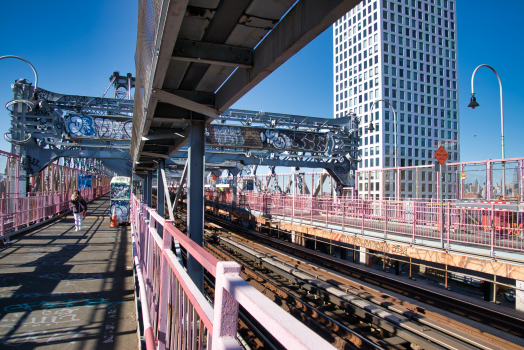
<box><xmin>203</xmin><ymin>214</ymin><xmax>524</xmax><ymax>350</ymax></box>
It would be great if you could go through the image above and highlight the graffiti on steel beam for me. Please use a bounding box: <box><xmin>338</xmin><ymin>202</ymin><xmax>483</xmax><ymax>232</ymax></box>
<box><xmin>110</xmin><ymin>183</ymin><xmax>130</xmax><ymax>199</ymax></box>
<box><xmin>206</xmin><ymin>126</ymin><xmax>329</xmax><ymax>153</ymax></box>
<box><xmin>64</xmin><ymin>115</ymin><xmax>132</xmax><ymax>140</ymax></box>
<box><xmin>110</xmin><ymin>200</ymin><xmax>129</xmax><ymax>222</ymax></box>
<box><xmin>22</xmin><ymin>155</ymin><xmax>40</xmax><ymax>175</ymax></box>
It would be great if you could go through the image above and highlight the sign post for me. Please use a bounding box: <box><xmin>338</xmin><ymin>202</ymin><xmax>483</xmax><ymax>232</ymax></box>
<box><xmin>434</xmin><ymin>146</ymin><xmax>449</xmax><ymax>249</ymax></box>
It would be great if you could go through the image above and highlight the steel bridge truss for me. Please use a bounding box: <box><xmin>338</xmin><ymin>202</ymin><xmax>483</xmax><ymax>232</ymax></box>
<box><xmin>8</xmin><ymin>80</ymin><xmax>361</xmax><ymax>186</ymax></box>
<box><xmin>7</xmin><ymin>79</ymin><xmax>134</xmax><ymax>176</ymax></box>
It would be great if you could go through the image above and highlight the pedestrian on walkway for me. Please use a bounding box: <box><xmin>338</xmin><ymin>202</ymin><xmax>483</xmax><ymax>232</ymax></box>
<box><xmin>71</xmin><ymin>190</ymin><xmax>87</xmax><ymax>231</ymax></box>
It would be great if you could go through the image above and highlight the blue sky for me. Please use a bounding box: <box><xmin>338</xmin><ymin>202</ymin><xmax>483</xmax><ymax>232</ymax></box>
<box><xmin>0</xmin><ymin>0</ymin><xmax>523</xmax><ymax>164</ymax></box>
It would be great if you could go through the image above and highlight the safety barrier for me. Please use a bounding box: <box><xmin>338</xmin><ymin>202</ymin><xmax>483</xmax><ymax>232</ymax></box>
<box><xmin>131</xmin><ymin>194</ymin><xmax>336</xmax><ymax>350</ymax></box>
<box><xmin>208</xmin><ymin>191</ymin><xmax>524</xmax><ymax>255</ymax></box>
<box><xmin>0</xmin><ymin>185</ymin><xmax>110</xmax><ymax>239</ymax></box>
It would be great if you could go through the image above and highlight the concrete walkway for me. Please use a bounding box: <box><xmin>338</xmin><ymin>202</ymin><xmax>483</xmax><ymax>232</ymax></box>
<box><xmin>0</xmin><ymin>195</ymin><xmax>137</xmax><ymax>349</ymax></box>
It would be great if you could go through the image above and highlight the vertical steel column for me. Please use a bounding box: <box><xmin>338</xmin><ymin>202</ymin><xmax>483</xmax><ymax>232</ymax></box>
<box><xmin>187</xmin><ymin>119</ymin><xmax>205</xmax><ymax>291</ymax></box>
<box><xmin>146</xmin><ymin>170</ymin><xmax>153</xmax><ymax>207</ymax></box>
<box><xmin>142</xmin><ymin>173</ymin><xmax>148</xmax><ymax>206</ymax></box>
<box><xmin>173</xmin><ymin>160</ymin><xmax>188</xmax><ymax>212</ymax></box>
<box><xmin>213</xmin><ymin>172</ymin><xmax>220</xmax><ymax>216</ymax></box>
<box><xmin>231</xmin><ymin>172</ymin><xmax>238</xmax><ymax>214</ymax></box>
<box><xmin>157</xmin><ymin>160</ymin><xmax>165</xmax><ymax>237</ymax></box>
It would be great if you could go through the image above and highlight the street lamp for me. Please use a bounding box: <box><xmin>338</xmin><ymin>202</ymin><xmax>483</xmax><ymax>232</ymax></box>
<box><xmin>469</xmin><ymin>64</ymin><xmax>505</xmax><ymax>198</ymax></box>
<box><xmin>0</xmin><ymin>55</ymin><xmax>39</xmax><ymax>104</ymax></box>
<box><xmin>370</xmin><ymin>99</ymin><xmax>397</xmax><ymax>199</ymax></box>
<box><xmin>370</xmin><ymin>99</ymin><xmax>397</xmax><ymax>167</ymax></box>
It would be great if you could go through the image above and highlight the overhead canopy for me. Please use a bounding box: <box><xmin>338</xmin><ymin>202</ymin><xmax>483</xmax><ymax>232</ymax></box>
<box><xmin>132</xmin><ymin>0</ymin><xmax>360</xmax><ymax>171</ymax></box>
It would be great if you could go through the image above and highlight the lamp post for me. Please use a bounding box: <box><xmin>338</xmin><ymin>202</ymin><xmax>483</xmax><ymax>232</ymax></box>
<box><xmin>0</xmin><ymin>55</ymin><xmax>39</xmax><ymax>103</ymax></box>
<box><xmin>371</xmin><ymin>99</ymin><xmax>398</xmax><ymax>199</ymax></box>
<box><xmin>468</xmin><ymin>64</ymin><xmax>505</xmax><ymax>199</ymax></box>
<box><xmin>1</xmin><ymin>56</ymin><xmax>39</xmax><ymax>194</ymax></box>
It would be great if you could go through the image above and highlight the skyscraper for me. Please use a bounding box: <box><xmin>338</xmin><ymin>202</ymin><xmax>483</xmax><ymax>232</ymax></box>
<box><xmin>333</xmin><ymin>0</ymin><xmax>459</xmax><ymax>199</ymax></box>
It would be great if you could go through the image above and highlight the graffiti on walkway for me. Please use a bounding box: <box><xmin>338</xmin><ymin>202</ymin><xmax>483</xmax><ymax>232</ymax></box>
<box><xmin>1</xmin><ymin>299</ymin><xmax>123</xmax><ymax>347</ymax></box>
<box><xmin>4</xmin><ymin>298</ymin><xmax>123</xmax><ymax>312</ymax></box>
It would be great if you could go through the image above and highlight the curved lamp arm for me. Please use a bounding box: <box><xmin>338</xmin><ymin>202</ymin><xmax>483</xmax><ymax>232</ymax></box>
<box><xmin>470</xmin><ymin>64</ymin><xmax>504</xmax><ymax>160</ymax></box>
<box><xmin>370</xmin><ymin>99</ymin><xmax>398</xmax><ymax>166</ymax></box>
<box><xmin>4</xmin><ymin>132</ymin><xmax>32</xmax><ymax>145</ymax></box>
<box><xmin>5</xmin><ymin>99</ymin><xmax>35</xmax><ymax>112</ymax></box>
<box><xmin>0</xmin><ymin>55</ymin><xmax>39</xmax><ymax>101</ymax></box>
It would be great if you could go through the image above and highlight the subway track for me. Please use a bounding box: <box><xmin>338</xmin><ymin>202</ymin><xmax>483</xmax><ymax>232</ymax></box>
<box><xmin>203</xmin><ymin>214</ymin><xmax>524</xmax><ymax>339</ymax></box>
<box><xmin>172</xmin><ymin>208</ymin><xmax>524</xmax><ymax>350</ymax></box>
<box><xmin>201</xmin><ymin>213</ymin><xmax>524</xmax><ymax>350</ymax></box>
<box><xmin>204</xmin><ymin>231</ymin><xmax>397</xmax><ymax>349</ymax></box>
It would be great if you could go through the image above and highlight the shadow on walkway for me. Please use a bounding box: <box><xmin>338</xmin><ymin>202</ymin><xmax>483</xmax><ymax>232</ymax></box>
<box><xmin>0</xmin><ymin>194</ymin><xmax>136</xmax><ymax>349</ymax></box>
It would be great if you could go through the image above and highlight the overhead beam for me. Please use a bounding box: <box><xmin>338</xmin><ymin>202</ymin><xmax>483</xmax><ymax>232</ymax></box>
<box><xmin>140</xmin><ymin>151</ymin><xmax>170</xmax><ymax>159</ymax></box>
<box><xmin>135</xmin><ymin>166</ymin><xmax>156</xmax><ymax>171</ymax></box>
<box><xmin>142</xmin><ymin>133</ymin><xmax>183</xmax><ymax>141</ymax></box>
<box><xmin>172</xmin><ymin>39</ymin><xmax>253</xmax><ymax>68</ymax></box>
<box><xmin>215</xmin><ymin>0</ymin><xmax>360</xmax><ymax>112</ymax></box>
<box><xmin>153</xmin><ymin>89</ymin><xmax>220</xmax><ymax>119</ymax></box>
<box><xmin>159</xmin><ymin>90</ymin><xmax>215</xmax><ymax>106</ymax></box>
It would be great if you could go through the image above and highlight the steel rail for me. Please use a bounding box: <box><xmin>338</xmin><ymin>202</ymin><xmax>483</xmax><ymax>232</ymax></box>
<box><xmin>205</xmin><ymin>214</ymin><xmax>524</xmax><ymax>349</ymax></box>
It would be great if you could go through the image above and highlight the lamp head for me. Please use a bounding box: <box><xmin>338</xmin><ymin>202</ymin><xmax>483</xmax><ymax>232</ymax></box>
<box><xmin>468</xmin><ymin>94</ymin><xmax>479</xmax><ymax>109</ymax></box>
<box><xmin>368</xmin><ymin>122</ymin><xmax>374</xmax><ymax>132</ymax></box>
<box><xmin>29</xmin><ymin>90</ymin><xmax>39</xmax><ymax>106</ymax></box>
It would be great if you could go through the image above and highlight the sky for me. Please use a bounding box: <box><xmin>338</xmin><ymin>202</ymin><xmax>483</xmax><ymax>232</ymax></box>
<box><xmin>0</xmin><ymin>0</ymin><xmax>523</xmax><ymax>167</ymax></box>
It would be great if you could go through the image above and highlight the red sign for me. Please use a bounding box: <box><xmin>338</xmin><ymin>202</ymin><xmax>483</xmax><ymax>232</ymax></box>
<box><xmin>434</xmin><ymin>146</ymin><xmax>449</xmax><ymax>165</ymax></box>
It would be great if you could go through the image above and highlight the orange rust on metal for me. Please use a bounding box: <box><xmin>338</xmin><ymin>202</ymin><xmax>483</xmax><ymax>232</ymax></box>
<box><xmin>275</xmin><ymin>221</ymin><xmax>524</xmax><ymax>280</ymax></box>
<box><xmin>206</xmin><ymin>208</ymin><xmax>524</xmax><ymax>280</ymax></box>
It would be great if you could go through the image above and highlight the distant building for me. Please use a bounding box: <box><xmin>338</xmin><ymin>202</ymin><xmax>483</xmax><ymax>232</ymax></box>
<box><xmin>333</xmin><ymin>0</ymin><xmax>459</xmax><ymax>199</ymax></box>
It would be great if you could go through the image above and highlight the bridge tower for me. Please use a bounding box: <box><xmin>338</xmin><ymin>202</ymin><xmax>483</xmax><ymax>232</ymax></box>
<box><xmin>108</xmin><ymin>71</ymin><xmax>135</xmax><ymax>100</ymax></box>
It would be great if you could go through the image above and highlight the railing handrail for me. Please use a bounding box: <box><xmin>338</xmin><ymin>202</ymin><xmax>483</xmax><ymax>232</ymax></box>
<box><xmin>131</xmin><ymin>193</ymin><xmax>337</xmax><ymax>350</ymax></box>
<box><xmin>164</xmin><ymin>223</ymin><xmax>219</xmax><ymax>277</ymax></box>
<box><xmin>208</xmin><ymin>191</ymin><xmax>524</xmax><ymax>255</ymax></box>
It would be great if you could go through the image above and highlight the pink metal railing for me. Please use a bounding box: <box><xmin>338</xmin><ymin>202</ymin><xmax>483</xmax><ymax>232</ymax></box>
<box><xmin>131</xmin><ymin>194</ymin><xmax>335</xmax><ymax>350</ymax></box>
<box><xmin>213</xmin><ymin>191</ymin><xmax>524</xmax><ymax>255</ymax></box>
<box><xmin>0</xmin><ymin>185</ymin><xmax>110</xmax><ymax>239</ymax></box>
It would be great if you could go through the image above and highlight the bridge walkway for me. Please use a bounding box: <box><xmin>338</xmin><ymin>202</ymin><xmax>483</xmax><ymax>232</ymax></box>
<box><xmin>0</xmin><ymin>194</ymin><xmax>136</xmax><ymax>349</ymax></box>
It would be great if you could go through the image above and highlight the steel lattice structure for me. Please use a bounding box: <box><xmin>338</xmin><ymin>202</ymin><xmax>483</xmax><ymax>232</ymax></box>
<box><xmin>6</xmin><ymin>75</ymin><xmax>362</xmax><ymax>187</ymax></box>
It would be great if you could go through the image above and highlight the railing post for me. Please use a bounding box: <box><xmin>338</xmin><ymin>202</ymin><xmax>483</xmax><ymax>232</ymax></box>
<box><xmin>385</xmin><ymin>201</ymin><xmax>388</xmax><ymax>239</ymax></box>
<box><xmin>446</xmin><ymin>203</ymin><xmax>451</xmax><ymax>249</ymax></box>
<box><xmin>157</xmin><ymin>220</ymin><xmax>173</xmax><ymax>350</ymax></box>
<box><xmin>0</xmin><ymin>193</ymin><xmax>4</xmax><ymax>237</ymax></box>
<box><xmin>490</xmin><ymin>203</ymin><xmax>495</xmax><ymax>257</ymax></box>
<box><xmin>325</xmin><ymin>199</ymin><xmax>328</xmax><ymax>227</ymax></box>
<box><xmin>361</xmin><ymin>199</ymin><xmax>365</xmax><ymax>231</ymax></box>
<box><xmin>342</xmin><ymin>197</ymin><xmax>345</xmax><ymax>230</ymax></box>
<box><xmin>212</xmin><ymin>261</ymin><xmax>242</xmax><ymax>350</ymax></box>
<box><xmin>412</xmin><ymin>202</ymin><xmax>416</xmax><ymax>243</ymax></box>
